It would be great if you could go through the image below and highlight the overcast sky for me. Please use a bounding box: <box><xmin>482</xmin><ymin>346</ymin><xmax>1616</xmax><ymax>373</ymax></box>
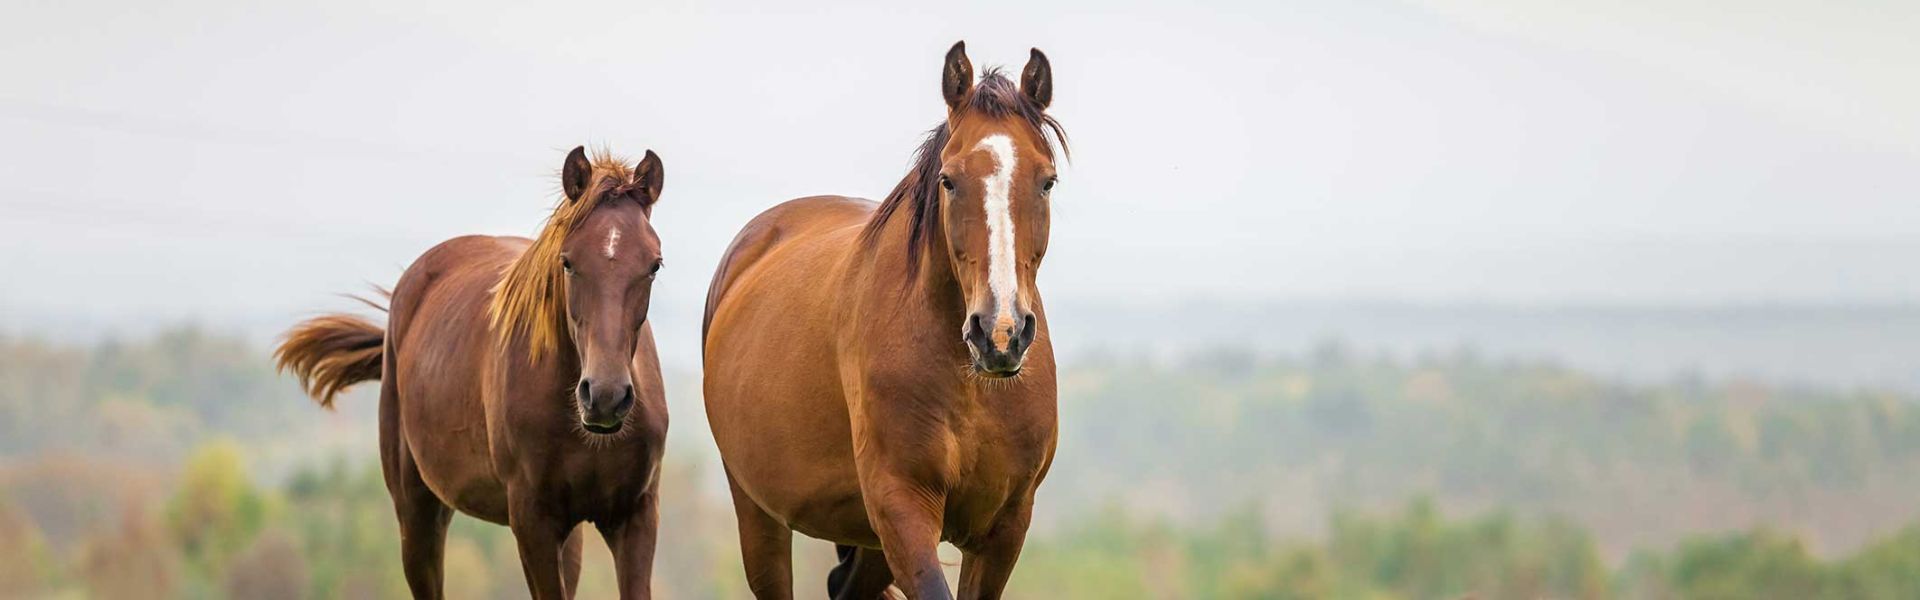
<box><xmin>4</xmin><ymin>0</ymin><xmax>1918</xmax><ymax>336</ymax></box>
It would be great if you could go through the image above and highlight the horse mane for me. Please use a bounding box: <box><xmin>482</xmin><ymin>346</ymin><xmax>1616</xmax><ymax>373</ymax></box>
<box><xmin>859</xmin><ymin>69</ymin><xmax>1069</xmax><ymax>273</ymax></box>
<box><xmin>488</xmin><ymin>150</ymin><xmax>636</xmax><ymax>360</ymax></box>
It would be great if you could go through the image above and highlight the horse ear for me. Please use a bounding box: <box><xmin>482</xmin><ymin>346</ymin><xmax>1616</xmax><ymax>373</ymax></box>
<box><xmin>561</xmin><ymin>146</ymin><xmax>592</xmax><ymax>202</ymax></box>
<box><xmin>631</xmin><ymin>150</ymin><xmax>664</xmax><ymax>210</ymax></box>
<box><xmin>942</xmin><ymin>40</ymin><xmax>973</xmax><ymax>113</ymax></box>
<box><xmin>1021</xmin><ymin>48</ymin><xmax>1053</xmax><ymax>109</ymax></box>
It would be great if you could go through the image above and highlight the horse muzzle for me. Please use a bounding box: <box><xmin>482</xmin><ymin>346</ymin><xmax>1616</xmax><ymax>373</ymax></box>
<box><xmin>575</xmin><ymin>378</ymin><xmax>634</xmax><ymax>434</ymax></box>
<box><xmin>963</xmin><ymin>310</ymin><xmax>1035</xmax><ymax>378</ymax></box>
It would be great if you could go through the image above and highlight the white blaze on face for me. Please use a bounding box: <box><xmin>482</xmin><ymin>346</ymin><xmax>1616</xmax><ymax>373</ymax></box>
<box><xmin>603</xmin><ymin>227</ymin><xmax>621</xmax><ymax>260</ymax></box>
<box><xmin>976</xmin><ymin>134</ymin><xmax>1019</xmax><ymax>349</ymax></box>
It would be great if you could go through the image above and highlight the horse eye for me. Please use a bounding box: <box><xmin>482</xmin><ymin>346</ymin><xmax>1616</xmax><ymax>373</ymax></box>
<box><xmin>650</xmin><ymin>260</ymin><xmax>663</xmax><ymax>276</ymax></box>
<box><xmin>561</xmin><ymin>258</ymin><xmax>575</xmax><ymax>275</ymax></box>
<box><xmin>1042</xmin><ymin>178</ymin><xmax>1056</xmax><ymax>192</ymax></box>
<box><xmin>939</xmin><ymin>176</ymin><xmax>955</xmax><ymax>192</ymax></box>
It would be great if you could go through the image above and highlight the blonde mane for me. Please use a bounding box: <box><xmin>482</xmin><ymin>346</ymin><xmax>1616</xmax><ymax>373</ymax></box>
<box><xmin>488</xmin><ymin>150</ymin><xmax>636</xmax><ymax>360</ymax></box>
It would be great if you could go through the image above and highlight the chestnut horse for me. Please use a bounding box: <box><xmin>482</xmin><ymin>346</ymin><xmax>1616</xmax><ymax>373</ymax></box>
<box><xmin>703</xmin><ymin>42</ymin><xmax>1066</xmax><ymax>599</ymax></box>
<box><xmin>276</xmin><ymin>147</ymin><xmax>671</xmax><ymax>599</ymax></box>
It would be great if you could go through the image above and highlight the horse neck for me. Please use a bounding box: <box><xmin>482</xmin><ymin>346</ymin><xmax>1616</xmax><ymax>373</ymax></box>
<box><xmin>860</xmin><ymin>197</ymin><xmax>969</xmax><ymax>343</ymax></box>
<box><xmin>549</xmin><ymin>327</ymin><xmax>584</xmax><ymax>379</ymax></box>
<box><xmin>505</xmin><ymin>302</ymin><xmax>584</xmax><ymax>391</ymax></box>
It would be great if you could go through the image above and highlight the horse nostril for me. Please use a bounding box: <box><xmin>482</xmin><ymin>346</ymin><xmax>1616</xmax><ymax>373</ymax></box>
<box><xmin>619</xmin><ymin>384</ymin><xmax>635</xmax><ymax>411</ymax></box>
<box><xmin>965</xmin><ymin>313</ymin><xmax>987</xmax><ymax>343</ymax></box>
<box><xmin>1019</xmin><ymin>314</ymin><xmax>1037</xmax><ymax>347</ymax></box>
<box><xmin>576</xmin><ymin>380</ymin><xmax>592</xmax><ymax>407</ymax></box>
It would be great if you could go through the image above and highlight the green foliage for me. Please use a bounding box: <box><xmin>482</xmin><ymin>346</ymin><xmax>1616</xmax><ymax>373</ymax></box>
<box><xmin>1326</xmin><ymin>499</ymin><xmax>1607</xmax><ymax>599</ymax></box>
<box><xmin>1013</xmin><ymin>499</ymin><xmax>1920</xmax><ymax>600</ymax></box>
<box><xmin>1009</xmin><ymin>506</ymin><xmax>1166</xmax><ymax>598</ymax></box>
<box><xmin>1015</xmin><ymin>499</ymin><xmax>1608</xmax><ymax>600</ymax></box>
<box><xmin>0</xmin><ymin>496</ymin><xmax>57</xmax><ymax>595</ymax></box>
<box><xmin>282</xmin><ymin>456</ymin><xmax>407</xmax><ymax>599</ymax></box>
<box><xmin>1666</xmin><ymin>528</ymin><xmax>1824</xmax><ymax>599</ymax></box>
<box><xmin>1831</xmin><ymin>525</ymin><xmax>1920</xmax><ymax>599</ymax></box>
<box><xmin>166</xmin><ymin>439</ymin><xmax>270</xmax><ymax>581</ymax></box>
<box><xmin>1614</xmin><ymin>523</ymin><xmax>1920</xmax><ymax>600</ymax></box>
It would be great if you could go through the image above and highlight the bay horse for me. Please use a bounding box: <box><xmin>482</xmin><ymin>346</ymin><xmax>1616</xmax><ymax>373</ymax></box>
<box><xmin>275</xmin><ymin>146</ymin><xmax>671</xmax><ymax>599</ymax></box>
<box><xmin>702</xmin><ymin>42</ymin><xmax>1067</xmax><ymax>599</ymax></box>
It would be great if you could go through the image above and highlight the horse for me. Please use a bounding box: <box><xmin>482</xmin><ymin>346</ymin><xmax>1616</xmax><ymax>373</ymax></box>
<box><xmin>702</xmin><ymin>41</ymin><xmax>1067</xmax><ymax>600</ymax></box>
<box><xmin>275</xmin><ymin>146</ymin><xmax>671</xmax><ymax>599</ymax></box>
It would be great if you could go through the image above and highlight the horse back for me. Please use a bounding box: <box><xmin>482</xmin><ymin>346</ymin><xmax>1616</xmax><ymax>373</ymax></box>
<box><xmin>387</xmin><ymin>235</ymin><xmax>526</xmax><ymax>343</ymax></box>
<box><xmin>702</xmin><ymin>195</ymin><xmax>877</xmax><ymax>344</ymax></box>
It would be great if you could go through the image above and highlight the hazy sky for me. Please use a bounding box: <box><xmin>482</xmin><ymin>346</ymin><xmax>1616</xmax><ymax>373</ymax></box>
<box><xmin>4</xmin><ymin>0</ymin><xmax>1918</xmax><ymax>334</ymax></box>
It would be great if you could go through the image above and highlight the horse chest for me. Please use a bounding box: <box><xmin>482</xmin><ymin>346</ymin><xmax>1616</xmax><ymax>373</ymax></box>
<box><xmin>940</xmin><ymin>442</ymin><xmax>1042</xmax><ymax>544</ymax></box>
<box><xmin>528</xmin><ymin>445</ymin><xmax>661</xmax><ymax>517</ymax></box>
<box><xmin>483</xmin><ymin>390</ymin><xmax>665</xmax><ymax>520</ymax></box>
<box><xmin>950</xmin><ymin>422</ymin><xmax>1044</xmax><ymax>477</ymax></box>
<box><xmin>944</xmin><ymin>407</ymin><xmax>1051</xmax><ymax>490</ymax></box>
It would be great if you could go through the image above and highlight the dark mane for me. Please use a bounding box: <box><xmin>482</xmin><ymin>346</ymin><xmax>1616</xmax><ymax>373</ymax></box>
<box><xmin>859</xmin><ymin>70</ymin><xmax>1069</xmax><ymax>271</ymax></box>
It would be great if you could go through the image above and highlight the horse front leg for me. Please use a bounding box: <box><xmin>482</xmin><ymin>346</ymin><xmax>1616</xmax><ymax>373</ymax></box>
<box><xmin>955</xmin><ymin>497</ymin><xmax>1035</xmax><ymax>600</ymax></box>
<box><xmin>509</xmin><ymin>497</ymin><xmax>573</xmax><ymax>600</ymax></box>
<box><xmin>602</xmin><ymin>489</ymin><xmax>660</xmax><ymax>599</ymax></box>
<box><xmin>562</xmin><ymin>524</ymin><xmax>585</xmax><ymax>599</ymax></box>
<box><xmin>862</xmin><ymin>475</ymin><xmax>952</xmax><ymax>600</ymax></box>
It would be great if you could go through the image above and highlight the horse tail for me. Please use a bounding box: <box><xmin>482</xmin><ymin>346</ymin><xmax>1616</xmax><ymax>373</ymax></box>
<box><xmin>275</xmin><ymin>313</ymin><xmax>385</xmax><ymax>408</ymax></box>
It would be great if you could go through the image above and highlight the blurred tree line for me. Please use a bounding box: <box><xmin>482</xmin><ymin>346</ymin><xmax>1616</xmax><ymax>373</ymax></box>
<box><xmin>1046</xmin><ymin>343</ymin><xmax>1920</xmax><ymax>555</ymax></box>
<box><xmin>6</xmin><ymin>451</ymin><xmax>1920</xmax><ymax>598</ymax></box>
<box><xmin>5</xmin><ymin>328</ymin><xmax>1920</xmax><ymax>598</ymax></box>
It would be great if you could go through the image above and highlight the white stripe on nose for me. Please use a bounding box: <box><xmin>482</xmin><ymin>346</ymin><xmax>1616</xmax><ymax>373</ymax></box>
<box><xmin>976</xmin><ymin>134</ymin><xmax>1018</xmax><ymax>350</ymax></box>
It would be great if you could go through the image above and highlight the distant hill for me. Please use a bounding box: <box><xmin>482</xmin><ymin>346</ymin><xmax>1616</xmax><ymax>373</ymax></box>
<box><xmin>10</xmin><ymin>299</ymin><xmax>1916</xmax><ymax>392</ymax></box>
<box><xmin>1043</xmin><ymin>299</ymin><xmax>1920</xmax><ymax>392</ymax></box>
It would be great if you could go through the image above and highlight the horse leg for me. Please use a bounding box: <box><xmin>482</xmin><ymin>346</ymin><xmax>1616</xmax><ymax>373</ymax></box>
<box><xmin>726</xmin><ymin>470</ymin><xmax>793</xmax><ymax>599</ymax></box>
<box><xmin>828</xmin><ymin>544</ymin><xmax>895</xmax><ymax>600</ymax></box>
<box><xmin>561</xmin><ymin>524</ymin><xmax>585</xmax><ymax>599</ymax></box>
<box><xmin>954</xmin><ymin>501</ymin><xmax>1034</xmax><ymax>600</ymax></box>
<box><xmin>381</xmin><ymin>391</ymin><xmax>452</xmax><ymax>599</ymax></box>
<box><xmin>601</xmin><ymin>490</ymin><xmax>660</xmax><ymax>599</ymax></box>
<box><xmin>509</xmin><ymin>498</ymin><xmax>572</xmax><ymax>600</ymax></box>
<box><xmin>393</xmin><ymin>483</ymin><xmax>453</xmax><ymax>600</ymax></box>
<box><xmin>863</xmin><ymin>478</ymin><xmax>951</xmax><ymax>600</ymax></box>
